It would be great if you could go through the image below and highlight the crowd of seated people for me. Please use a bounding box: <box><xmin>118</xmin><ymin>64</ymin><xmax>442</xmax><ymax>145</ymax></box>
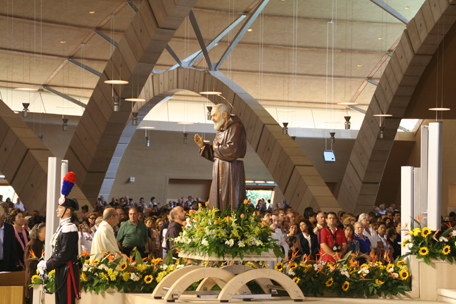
<box><xmin>2</xmin><ymin>193</ymin><xmax>456</xmax><ymax>304</ymax></box>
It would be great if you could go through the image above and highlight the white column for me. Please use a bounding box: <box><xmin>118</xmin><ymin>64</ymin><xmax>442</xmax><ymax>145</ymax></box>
<box><xmin>427</xmin><ymin>122</ymin><xmax>442</xmax><ymax>231</ymax></box>
<box><xmin>413</xmin><ymin>168</ymin><xmax>421</xmax><ymax>218</ymax></box>
<box><xmin>419</xmin><ymin>125</ymin><xmax>429</xmax><ymax>226</ymax></box>
<box><xmin>45</xmin><ymin>157</ymin><xmax>60</xmax><ymax>260</ymax></box>
<box><xmin>60</xmin><ymin>160</ymin><xmax>68</xmax><ymax>189</ymax></box>
<box><xmin>401</xmin><ymin>166</ymin><xmax>414</xmax><ymax>257</ymax></box>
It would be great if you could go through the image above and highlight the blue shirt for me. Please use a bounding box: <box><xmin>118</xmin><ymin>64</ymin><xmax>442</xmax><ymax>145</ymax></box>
<box><xmin>355</xmin><ymin>233</ymin><xmax>371</xmax><ymax>265</ymax></box>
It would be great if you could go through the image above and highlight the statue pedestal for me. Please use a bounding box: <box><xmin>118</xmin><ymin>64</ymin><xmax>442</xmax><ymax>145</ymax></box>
<box><xmin>151</xmin><ymin>251</ymin><xmax>304</xmax><ymax>302</ymax></box>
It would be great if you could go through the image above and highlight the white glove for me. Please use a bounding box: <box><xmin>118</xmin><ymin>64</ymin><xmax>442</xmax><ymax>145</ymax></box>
<box><xmin>37</xmin><ymin>260</ymin><xmax>47</xmax><ymax>275</ymax></box>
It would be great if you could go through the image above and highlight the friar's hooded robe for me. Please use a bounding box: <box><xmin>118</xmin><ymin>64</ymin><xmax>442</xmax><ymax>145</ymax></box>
<box><xmin>200</xmin><ymin>114</ymin><xmax>247</xmax><ymax>211</ymax></box>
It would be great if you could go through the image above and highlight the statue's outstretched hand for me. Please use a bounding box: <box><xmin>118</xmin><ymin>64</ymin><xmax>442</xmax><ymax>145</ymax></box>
<box><xmin>194</xmin><ymin>134</ymin><xmax>205</xmax><ymax>149</ymax></box>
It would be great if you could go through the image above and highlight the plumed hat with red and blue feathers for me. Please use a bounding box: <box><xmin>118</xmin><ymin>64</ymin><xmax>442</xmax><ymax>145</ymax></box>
<box><xmin>58</xmin><ymin>172</ymin><xmax>79</xmax><ymax>210</ymax></box>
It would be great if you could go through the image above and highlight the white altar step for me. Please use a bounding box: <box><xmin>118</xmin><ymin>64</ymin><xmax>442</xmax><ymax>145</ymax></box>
<box><xmin>438</xmin><ymin>289</ymin><xmax>456</xmax><ymax>304</ymax></box>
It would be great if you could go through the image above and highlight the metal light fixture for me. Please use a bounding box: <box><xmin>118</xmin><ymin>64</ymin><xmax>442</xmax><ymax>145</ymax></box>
<box><xmin>379</xmin><ymin>126</ymin><xmax>385</xmax><ymax>139</ymax></box>
<box><xmin>112</xmin><ymin>96</ymin><xmax>121</xmax><ymax>112</ymax></box>
<box><xmin>330</xmin><ymin>132</ymin><xmax>336</xmax><ymax>144</ymax></box>
<box><xmin>282</xmin><ymin>122</ymin><xmax>289</xmax><ymax>135</ymax></box>
<box><xmin>38</xmin><ymin>135</ymin><xmax>44</xmax><ymax>142</ymax></box>
<box><xmin>104</xmin><ymin>79</ymin><xmax>129</xmax><ymax>85</ymax></box>
<box><xmin>183</xmin><ymin>132</ymin><xmax>188</xmax><ymax>144</ymax></box>
<box><xmin>145</xmin><ymin>130</ymin><xmax>150</xmax><ymax>147</ymax></box>
<box><xmin>132</xmin><ymin>112</ymin><xmax>138</xmax><ymax>126</ymax></box>
<box><xmin>291</xmin><ymin>136</ymin><xmax>296</xmax><ymax>141</ymax></box>
<box><xmin>62</xmin><ymin>117</ymin><xmax>68</xmax><ymax>131</ymax></box>
<box><xmin>125</xmin><ymin>97</ymin><xmax>146</xmax><ymax>102</ymax></box>
<box><xmin>206</xmin><ymin>106</ymin><xmax>212</xmax><ymax>120</ymax></box>
<box><xmin>344</xmin><ymin>116</ymin><xmax>351</xmax><ymax>129</ymax></box>
<box><xmin>22</xmin><ymin>103</ymin><xmax>30</xmax><ymax>117</ymax></box>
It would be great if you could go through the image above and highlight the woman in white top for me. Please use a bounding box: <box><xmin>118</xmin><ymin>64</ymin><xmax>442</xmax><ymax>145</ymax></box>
<box><xmin>358</xmin><ymin>213</ymin><xmax>384</xmax><ymax>257</ymax></box>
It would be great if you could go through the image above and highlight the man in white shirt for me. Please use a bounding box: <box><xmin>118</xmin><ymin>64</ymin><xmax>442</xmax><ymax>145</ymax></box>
<box><xmin>14</xmin><ymin>198</ymin><xmax>25</xmax><ymax>212</ymax></box>
<box><xmin>267</xmin><ymin>213</ymin><xmax>289</xmax><ymax>269</ymax></box>
<box><xmin>90</xmin><ymin>208</ymin><xmax>120</xmax><ymax>262</ymax></box>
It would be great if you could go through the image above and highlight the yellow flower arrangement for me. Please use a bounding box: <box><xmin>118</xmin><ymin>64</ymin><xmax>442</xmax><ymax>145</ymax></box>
<box><xmin>401</xmin><ymin>238</ymin><xmax>410</xmax><ymax>248</ymax></box>
<box><xmin>443</xmin><ymin>245</ymin><xmax>451</xmax><ymax>255</ymax></box>
<box><xmin>48</xmin><ymin>269</ymin><xmax>55</xmax><ymax>275</ymax></box>
<box><xmin>156</xmin><ymin>271</ymin><xmax>167</xmax><ymax>283</ymax></box>
<box><xmin>122</xmin><ymin>272</ymin><xmax>130</xmax><ymax>282</ymax></box>
<box><xmin>31</xmin><ymin>275</ymin><xmax>40</xmax><ymax>282</ymax></box>
<box><xmin>288</xmin><ymin>262</ymin><xmax>298</xmax><ymax>270</ymax></box>
<box><xmin>91</xmin><ymin>259</ymin><xmax>100</xmax><ymax>265</ymax></box>
<box><xmin>399</xmin><ymin>269</ymin><xmax>409</xmax><ymax>280</ymax></box>
<box><xmin>386</xmin><ymin>264</ymin><xmax>394</xmax><ymax>272</ymax></box>
<box><xmin>144</xmin><ymin>275</ymin><xmax>154</xmax><ymax>284</ymax></box>
<box><xmin>326</xmin><ymin>278</ymin><xmax>334</xmax><ymax>287</ymax></box>
<box><xmin>245</xmin><ymin>262</ymin><xmax>257</xmax><ymax>268</ymax></box>
<box><xmin>412</xmin><ymin>228</ymin><xmax>421</xmax><ymax>237</ymax></box>
<box><xmin>421</xmin><ymin>227</ymin><xmax>431</xmax><ymax>238</ymax></box>
<box><xmin>275</xmin><ymin>262</ymin><xmax>284</xmax><ymax>271</ymax></box>
<box><xmin>396</xmin><ymin>260</ymin><xmax>406</xmax><ymax>266</ymax></box>
<box><xmin>419</xmin><ymin>247</ymin><xmax>429</xmax><ymax>256</ymax></box>
<box><xmin>293</xmin><ymin>277</ymin><xmax>300</xmax><ymax>284</ymax></box>
<box><xmin>100</xmin><ymin>273</ymin><xmax>109</xmax><ymax>281</ymax></box>
<box><xmin>119</xmin><ymin>262</ymin><xmax>128</xmax><ymax>271</ymax></box>
<box><xmin>81</xmin><ymin>273</ymin><xmax>88</xmax><ymax>282</ymax></box>
<box><xmin>342</xmin><ymin>281</ymin><xmax>349</xmax><ymax>292</ymax></box>
<box><xmin>136</xmin><ymin>263</ymin><xmax>149</xmax><ymax>272</ymax></box>
<box><xmin>375</xmin><ymin>279</ymin><xmax>384</xmax><ymax>285</ymax></box>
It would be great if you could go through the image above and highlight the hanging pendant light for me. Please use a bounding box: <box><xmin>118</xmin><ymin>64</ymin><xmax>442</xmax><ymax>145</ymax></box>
<box><xmin>104</xmin><ymin>79</ymin><xmax>129</xmax><ymax>85</ymax></box>
<box><xmin>282</xmin><ymin>122</ymin><xmax>289</xmax><ymax>135</ymax></box>
<box><xmin>22</xmin><ymin>103</ymin><xmax>30</xmax><ymax>117</ymax></box>
<box><xmin>132</xmin><ymin>112</ymin><xmax>138</xmax><ymax>125</ymax></box>
<box><xmin>344</xmin><ymin>116</ymin><xmax>351</xmax><ymax>129</ymax></box>
<box><xmin>206</xmin><ymin>106</ymin><xmax>213</xmax><ymax>120</ymax></box>
<box><xmin>125</xmin><ymin>97</ymin><xmax>146</xmax><ymax>102</ymax></box>
<box><xmin>62</xmin><ymin>117</ymin><xmax>68</xmax><ymax>131</ymax></box>
<box><xmin>183</xmin><ymin>132</ymin><xmax>188</xmax><ymax>144</ymax></box>
<box><xmin>330</xmin><ymin>132</ymin><xmax>336</xmax><ymax>144</ymax></box>
<box><xmin>112</xmin><ymin>96</ymin><xmax>121</xmax><ymax>112</ymax></box>
<box><xmin>145</xmin><ymin>129</ymin><xmax>150</xmax><ymax>147</ymax></box>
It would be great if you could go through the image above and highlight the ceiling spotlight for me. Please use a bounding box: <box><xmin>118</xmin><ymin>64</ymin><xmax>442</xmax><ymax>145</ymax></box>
<box><xmin>183</xmin><ymin>132</ymin><xmax>188</xmax><ymax>144</ymax></box>
<box><xmin>15</xmin><ymin>86</ymin><xmax>39</xmax><ymax>91</ymax></box>
<box><xmin>199</xmin><ymin>91</ymin><xmax>222</xmax><ymax>95</ymax></box>
<box><xmin>378</xmin><ymin>37</ymin><xmax>383</xmax><ymax>40</ymax></box>
<box><xmin>373</xmin><ymin>113</ymin><xmax>392</xmax><ymax>117</ymax></box>
<box><xmin>357</xmin><ymin>64</ymin><xmax>362</xmax><ymax>67</ymax></box>
<box><xmin>112</xmin><ymin>96</ymin><xmax>121</xmax><ymax>112</ymax></box>
<box><xmin>89</xmin><ymin>11</ymin><xmax>95</xmax><ymax>14</ymax></box>
<box><xmin>22</xmin><ymin>103</ymin><xmax>30</xmax><ymax>117</ymax></box>
<box><xmin>282</xmin><ymin>122</ymin><xmax>289</xmax><ymax>135</ymax></box>
<box><xmin>344</xmin><ymin>116</ymin><xmax>351</xmax><ymax>129</ymax></box>
<box><xmin>60</xmin><ymin>40</ymin><xmax>66</xmax><ymax>44</ymax></box>
<box><xmin>247</xmin><ymin>28</ymin><xmax>253</xmax><ymax>32</ymax></box>
<box><xmin>132</xmin><ymin>112</ymin><xmax>138</xmax><ymax>126</ymax></box>
<box><xmin>207</xmin><ymin>106</ymin><xmax>213</xmax><ymax>120</ymax></box>
<box><xmin>405</xmin><ymin>6</ymin><xmax>410</xmax><ymax>9</ymax></box>
<box><xmin>62</xmin><ymin>117</ymin><xmax>68</xmax><ymax>131</ymax></box>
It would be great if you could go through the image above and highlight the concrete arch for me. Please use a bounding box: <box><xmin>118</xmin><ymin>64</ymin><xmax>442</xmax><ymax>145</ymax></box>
<box><xmin>130</xmin><ymin>67</ymin><xmax>341</xmax><ymax>212</ymax></box>
<box><xmin>0</xmin><ymin>101</ymin><xmax>89</xmax><ymax>213</ymax></box>
<box><xmin>337</xmin><ymin>0</ymin><xmax>456</xmax><ymax>214</ymax></box>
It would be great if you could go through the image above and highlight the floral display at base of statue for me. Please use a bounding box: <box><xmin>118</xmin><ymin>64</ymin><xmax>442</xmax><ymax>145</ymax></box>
<box><xmin>173</xmin><ymin>201</ymin><xmax>283</xmax><ymax>259</ymax></box>
<box><xmin>401</xmin><ymin>216</ymin><xmax>456</xmax><ymax>265</ymax></box>
<box><xmin>31</xmin><ymin>250</ymin><xmax>411</xmax><ymax>298</ymax></box>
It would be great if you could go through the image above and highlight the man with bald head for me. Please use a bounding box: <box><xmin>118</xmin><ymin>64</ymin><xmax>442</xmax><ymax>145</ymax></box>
<box><xmin>90</xmin><ymin>208</ymin><xmax>119</xmax><ymax>262</ymax></box>
<box><xmin>194</xmin><ymin>103</ymin><xmax>247</xmax><ymax>210</ymax></box>
<box><xmin>116</xmin><ymin>207</ymin><xmax>148</xmax><ymax>257</ymax></box>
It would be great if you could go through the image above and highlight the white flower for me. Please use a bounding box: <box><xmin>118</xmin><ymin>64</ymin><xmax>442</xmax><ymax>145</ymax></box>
<box><xmin>313</xmin><ymin>264</ymin><xmax>319</xmax><ymax>271</ymax></box>
<box><xmin>358</xmin><ymin>268</ymin><xmax>369</xmax><ymax>275</ymax></box>
<box><xmin>225</xmin><ymin>239</ymin><xmax>235</xmax><ymax>247</ymax></box>
<box><xmin>176</xmin><ymin>264</ymin><xmax>184</xmax><ymax>269</ymax></box>
<box><xmin>161</xmin><ymin>264</ymin><xmax>168</xmax><ymax>270</ymax></box>
<box><xmin>99</xmin><ymin>264</ymin><xmax>109</xmax><ymax>271</ymax></box>
<box><xmin>288</xmin><ymin>269</ymin><xmax>295</xmax><ymax>276</ymax></box>
<box><xmin>340</xmin><ymin>268</ymin><xmax>350</xmax><ymax>279</ymax></box>
<box><xmin>238</xmin><ymin>241</ymin><xmax>246</xmax><ymax>248</ymax></box>
<box><xmin>407</xmin><ymin>243</ymin><xmax>413</xmax><ymax>249</ymax></box>
<box><xmin>388</xmin><ymin>267</ymin><xmax>394</xmax><ymax>273</ymax></box>
<box><xmin>130</xmin><ymin>273</ymin><xmax>140</xmax><ymax>282</ymax></box>
<box><xmin>82</xmin><ymin>264</ymin><xmax>89</xmax><ymax>272</ymax></box>
<box><xmin>329</xmin><ymin>267</ymin><xmax>335</xmax><ymax>273</ymax></box>
<box><xmin>452</xmin><ymin>230</ymin><xmax>456</xmax><ymax>237</ymax></box>
<box><xmin>202</xmin><ymin>239</ymin><xmax>208</xmax><ymax>246</ymax></box>
<box><xmin>392</xmin><ymin>272</ymin><xmax>399</xmax><ymax>278</ymax></box>
<box><xmin>439</xmin><ymin>236</ymin><xmax>448</xmax><ymax>242</ymax></box>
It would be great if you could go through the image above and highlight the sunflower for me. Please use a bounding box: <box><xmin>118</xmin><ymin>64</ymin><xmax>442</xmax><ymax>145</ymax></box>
<box><xmin>386</xmin><ymin>264</ymin><xmax>394</xmax><ymax>272</ymax></box>
<box><xmin>119</xmin><ymin>261</ymin><xmax>128</xmax><ymax>271</ymax></box>
<box><xmin>91</xmin><ymin>259</ymin><xmax>100</xmax><ymax>265</ymax></box>
<box><xmin>342</xmin><ymin>281</ymin><xmax>349</xmax><ymax>292</ymax></box>
<box><xmin>31</xmin><ymin>275</ymin><xmax>40</xmax><ymax>282</ymax></box>
<box><xmin>100</xmin><ymin>273</ymin><xmax>109</xmax><ymax>281</ymax></box>
<box><xmin>443</xmin><ymin>245</ymin><xmax>451</xmax><ymax>255</ymax></box>
<box><xmin>412</xmin><ymin>228</ymin><xmax>421</xmax><ymax>237</ymax></box>
<box><xmin>275</xmin><ymin>262</ymin><xmax>284</xmax><ymax>271</ymax></box>
<box><xmin>421</xmin><ymin>227</ymin><xmax>431</xmax><ymax>238</ymax></box>
<box><xmin>48</xmin><ymin>269</ymin><xmax>55</xmax><ymax>276</ymax></box>
<box><xmin>396</xmin><ymin>260</ymin><xmax>406</xmax><ymax>266</ymax></box>
<box><xmin>81</xmin><ymin>273</ymin><xmax>88</xmax><ymax>282</ymax></box>
<box><xmin>288</xmin><ymin>262</ymin><xmax>298</xmax><ymax>270</ymax></box>
<box><xmin>399</xmin><ymin>269</ymin><xmax>409</xmax><ymax>280</ymax></box>
<box><xmin>326</xmin><ymin>277</ymin><xmax>334</xmax><ymax>287</ymax></box>
<box><xmin>144</xmin><ymin>275</ymin><xmax>154</xmax><ymax>284</ymax></box>
<box><xmin>419</xmin><ymin>247</ymin><xmax>429</xmax><ymax>256</ymax></box>
<box><xmin>375</xmin><ymin>279</ymin><xmax>384</xmax><ymax>285</ymax></box>
<box><xmin>401</xmin><ymin>238</ymin><xmax>410</xmax><ymax>248</ymax></box>
<box><xmin>293</xmin><ymin>277</ymin><xmax>300</xmax><ymax>284</ymax></box>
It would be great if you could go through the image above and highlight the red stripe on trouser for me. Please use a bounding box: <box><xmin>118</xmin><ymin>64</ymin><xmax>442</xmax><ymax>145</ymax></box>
<box><xmin>66</xmin><ymin>261</ymin><xmax>81</xmax><ymax>303</ymax></box>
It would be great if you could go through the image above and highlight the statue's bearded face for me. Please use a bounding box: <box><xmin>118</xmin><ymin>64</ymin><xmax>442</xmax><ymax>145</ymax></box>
<box><xmin>211</xmin><ymin>109</ymin><xmax>226</xmax><ymax>131</ymax></box>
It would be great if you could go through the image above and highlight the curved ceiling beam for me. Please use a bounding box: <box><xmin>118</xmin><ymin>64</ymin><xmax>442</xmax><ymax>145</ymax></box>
<box><xmin>63</xmin><ymin>0</ymin><xmax>200</xmax><ymax>204</ymax></box>
<box><xmin>337</xmin><ymin>0</ymin><xmax>456</xmax><ymax>214</ymax></box>
<box><xmin>0</xmin><ymin>100</ymin><xmax>89</xmax><ymax>213</ymax></box>
<box><xmin>130</xmin><ymin>68</ymin><xmax>342</xmax><ymax>213</ymax></box>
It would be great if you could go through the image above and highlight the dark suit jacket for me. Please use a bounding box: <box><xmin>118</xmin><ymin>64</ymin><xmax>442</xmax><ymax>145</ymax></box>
<box><xmin>297</xmin><ymin>232</ymin><xmax>319</xmax><ymax>256</ymax></box>
<box><xmin>2</xmin><ymin>222</ymin><xmax>21</xmax><ymax>271</ymax></box>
